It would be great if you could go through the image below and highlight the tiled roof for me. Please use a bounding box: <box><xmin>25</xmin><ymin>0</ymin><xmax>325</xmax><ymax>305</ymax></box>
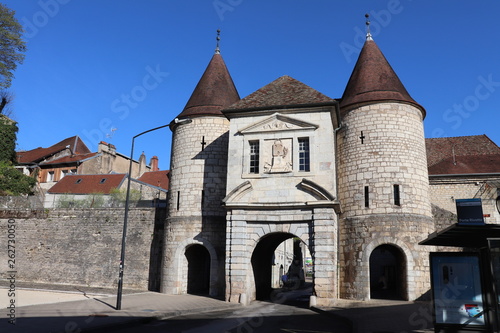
<box><xmin>175</xmin><ymin>53</ymin><xmax>240</xmax><ymax>119</ymax></box>
<box><xmin>425</xmin><ymin>135</ymin><xmax>500</xmax><ymax>168</ymax></box>
<box><xmin>428</xmin><ymin>154</ymin><xmax>500</xmax><ymax>175</ymax></box>
<box><xmin>48</xmin><ymin>174</ymin><xmax>126</xmax><ymax>194</ymax></box>
<box><xmin>222</xmin><ymin>75</ymin><xmax>335</xmax><ymax>113</ymax></box>
<box><xmin>17</xmin><ymin>136</ymin><xmax>91</xmax><ymax>164</ymax></box>
<box><xmin>340</xmin><ymin>38</ymin><xmax>424</xmax><ymax>117</ymax></box>
<box><xmin>39</xmin><ymin>152</ymin><xmax>99</xmax><ymax>166</ymax></box>
<box><xmin>137</xmin><ymin>170</ymin><xmax>169</xmax><ymax>191</ymax></box>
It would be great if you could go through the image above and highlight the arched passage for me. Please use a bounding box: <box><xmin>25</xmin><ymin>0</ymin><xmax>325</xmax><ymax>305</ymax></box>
<box><xmin>185</xmin><ymin>244</ymin><xmax>210</xmax><ymax>295</ymax></box>
<box><xmin>369</xmin><ymin>244</ymin><xmax>407</xmax><ymax>300</ymax></box>
<box><xmin>251</xmin><ymin>232</ymin><xmax>309</xmax><ymax>300</ymax></box>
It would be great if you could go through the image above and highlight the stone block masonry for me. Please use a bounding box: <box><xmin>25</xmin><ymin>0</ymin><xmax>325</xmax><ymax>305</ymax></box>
<box><xmin>0</xmin><ymin>208</ymin><xmax>162</xmax><ymax>291</ymax></box>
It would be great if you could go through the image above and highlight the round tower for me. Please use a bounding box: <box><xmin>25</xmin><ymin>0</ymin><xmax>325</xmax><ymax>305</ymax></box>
<box><xmin>161</xmin><ymin>34</ymin><xmax>240</xmax><ymax>297</ymax></box>
<box><xmin>337</xmin><ymin>31</ymin><xmax>433</xmax><ymax>300</ymax></box>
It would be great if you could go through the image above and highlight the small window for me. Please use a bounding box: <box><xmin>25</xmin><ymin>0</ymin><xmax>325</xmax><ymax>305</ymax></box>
<box><xmin>99</xmin><ymin>178</ymin><xmax>107</xmax><ymax>184</ymax></box>
<box><xmin>47</xmin><ymin>171</ymin><xmax>55</xmax><ymax>182</ymax></box>
<box><xmin>364</xmin><ymin>186</ymin><xmax>369</xmax><ymax>208</ymax></box>
<box><xmin>75</xmin><ymin>178</ymin><xmax>82</xmax><ymax>184</ymax></box>
<box><xmin>298</xmin><ymin>138</ymin><xmax>310</xmax><ymax>172</ymax></box>
<box><xmin>394</xmin><ymin>184</ymin><xmax>401</xmax><ymax>206</ymax></box>
<box><xmin>249</xmin><ymin>141</ymin><xmax>260</xmax><ymax>174</ymax></box>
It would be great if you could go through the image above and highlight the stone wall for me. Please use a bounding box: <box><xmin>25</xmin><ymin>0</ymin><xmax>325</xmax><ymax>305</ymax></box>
<box><xmin>0</xmin><ymin>207</ymin><xmax>163</xmax><ymax>291</ymax></box>
<box><xmin>430</xmin><ymin>176</ymin><xmax>500</xmax><ymax>224</ymax></box>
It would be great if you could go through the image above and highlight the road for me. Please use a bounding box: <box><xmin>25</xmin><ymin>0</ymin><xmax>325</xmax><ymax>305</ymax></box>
<box><xmin>97</xmin><ymin>286</ymin><xmax>351</xmax><ymax>333</ymax></box>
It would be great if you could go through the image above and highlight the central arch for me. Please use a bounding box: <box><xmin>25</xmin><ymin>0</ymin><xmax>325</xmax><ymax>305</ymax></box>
<box><xmin>251</xmin><ymin>232</ymin><xmax>309</xmax><ymax>300</ymax></box>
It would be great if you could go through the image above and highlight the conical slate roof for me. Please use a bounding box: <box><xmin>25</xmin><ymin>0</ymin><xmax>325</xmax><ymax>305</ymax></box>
<box><xmin>223</xmin><ymin>75</ymin><xmax>335</xmax><ymax>113</ymax></box>
<box><xmin>175</xmin><ymin>53</ymin><xmax>240</xmax><ymax>119</ymax></box>
<box><xmin>340</xmin><ymin>38</ymin><xmax>425</xmax><ymax>118</ymax></box>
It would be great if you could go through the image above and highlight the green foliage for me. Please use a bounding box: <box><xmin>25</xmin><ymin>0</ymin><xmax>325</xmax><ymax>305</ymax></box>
<box><xmin>0</xmin><ymin>161</ymin><xmax>36</xmax><ymax>195</ymax></box>
<box><xmin>0</xmin><ymin>3</ymin><xmax>26</xmax><ymax>89</ymax></box>
<box><xmin>0</xmin><ymin>115</ymin><xmax>18</xmax><ymax>163</ymax></box>
<box><xmin>110</xmin><ymin>188</ymin><xmax>141</xmax><ymax>207</ymax></box>
<box><xmin>56</xmin><ymin>192</ymin><xmax>106</xmax><ymax>208</ymax></box>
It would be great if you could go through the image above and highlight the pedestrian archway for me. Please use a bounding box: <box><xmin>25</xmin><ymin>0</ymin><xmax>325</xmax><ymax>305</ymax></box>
<box><xmin>369</xmin><ymin>244</ymin><xmax>407</xmax><ymax>300</ymax></box>
<box><xmin>251</xmin><ymin>232</ymin><xmax>309</xmax><ymax>300</ymax></box>
<box><xmin>185</xmin><ymin>244</ymin><xmax>210</xmax><ymax>295</ymax></box>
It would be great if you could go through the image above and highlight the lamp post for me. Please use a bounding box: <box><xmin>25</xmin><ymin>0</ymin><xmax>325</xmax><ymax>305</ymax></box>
<box><xmin>116</xmin><ymin>118</ymin><xmax>191</xmax><ymax>310</ymax></box>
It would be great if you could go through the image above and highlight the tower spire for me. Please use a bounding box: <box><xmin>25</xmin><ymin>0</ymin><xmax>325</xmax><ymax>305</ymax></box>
<box><xmin>365</xmin><ymin>13</ymin><xmax>373</xmax><ymax>41</ymax></box>
<box><xmin>215</xmin><ymin>29</ymin><xmax>221</xmax><ymax>54</ymax></box>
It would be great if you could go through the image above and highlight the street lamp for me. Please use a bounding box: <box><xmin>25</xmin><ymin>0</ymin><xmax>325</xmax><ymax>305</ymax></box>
<box><xmin>116</xmin><ymin>118</ymin><xmax>191</xmax><ymax>310</ymax></box>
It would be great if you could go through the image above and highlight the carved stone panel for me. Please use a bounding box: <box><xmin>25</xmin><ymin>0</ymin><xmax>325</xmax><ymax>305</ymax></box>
<box><xmin>263</xmin><ymin>138</ymin><xmax>293</xmax><ymax>173</ymax></box>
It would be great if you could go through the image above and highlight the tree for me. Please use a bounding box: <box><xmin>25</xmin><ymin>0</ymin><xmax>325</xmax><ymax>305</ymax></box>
<box><xmin>0</xmin><ymin>3</ymin><xmax>26</xmax><ymax>89</ymax></box>
<box><xmin>0</xmin><ymin>161</ymin><xmax>35</xmax><ymax>195</ymax></box>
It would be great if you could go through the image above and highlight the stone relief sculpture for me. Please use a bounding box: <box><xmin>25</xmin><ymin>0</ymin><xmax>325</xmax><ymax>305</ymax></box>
<box><xmin>264</xmin><ymin>139</ymin><xmax>292</xmax><ymax>173</ymax></box>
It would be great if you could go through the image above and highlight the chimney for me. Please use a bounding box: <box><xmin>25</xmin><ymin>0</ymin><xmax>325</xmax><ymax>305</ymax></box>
<box><xmin>150</xmin><ymin>156</ymin><xmax>159</xmax><ymax>171</ymax></box>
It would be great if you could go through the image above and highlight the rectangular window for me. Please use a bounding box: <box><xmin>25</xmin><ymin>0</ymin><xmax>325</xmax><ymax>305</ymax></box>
<box><xmin>394</xmin><ymin>184</ymin><xmax>401</xmax><ymax>206</ymax></box>
<box><xmin>364</xmin><ymin>186</ymin><xmax>370</xmax><ymax>208</ymax></box>
<box><xmin>298</xmin><ymin>138</ymin><xmax>310</xmax><ymax>172</ymax></box>
<box><xmin>176</xmin><ymin>191</ymin><xmax>180</xmax><ymax>210</ymax></box>
<box><xmin>249</xmin><ymin>141</ymin><xmax>259</xmax><ymax>174</ymax></box>
<box><xmin>47</xmin><ymin>171</ymin><xmax>55</xmax><ymax>182</ymax></box>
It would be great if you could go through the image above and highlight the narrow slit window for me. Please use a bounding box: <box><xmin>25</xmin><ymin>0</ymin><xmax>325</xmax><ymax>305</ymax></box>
<box><xmin>249</xmin><ymin>141</ymin><xmax>260</xmax><ymax>174</ymax></box>
<box><xmin>364</xmin><ymin>186</ymin><xmax>369</xmax><ymax>208</ymax></box>
<box><xmin>394</xmin><ymin>184</ymin><xmax>401</xmax><ymax>206</ymax></box>
<box><xmin>201</xmin><ymin>190</ymin><xmax>205</xmax><ymax>207</ymax></box>
<box><xmin>298</xmin><ymin>138</ymin><xmax>310</xmax><ymax>172</ymax></box>
<box><xmin>176</xmin><ymin>191</ymin><xmax>180</xmax><ymax>210</ymax></box>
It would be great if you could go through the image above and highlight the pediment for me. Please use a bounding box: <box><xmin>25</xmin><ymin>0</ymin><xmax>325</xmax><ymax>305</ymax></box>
<box><xmin>239</xmin><ymin>113</ymin><xmax>318</xmax><ymax>135</ymax></box>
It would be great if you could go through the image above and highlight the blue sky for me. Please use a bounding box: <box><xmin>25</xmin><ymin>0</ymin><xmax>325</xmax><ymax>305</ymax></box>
<box><xmin>3</xmin><ymin>1</ymin><xmax>500</xmax><ymax>170</ymax></box>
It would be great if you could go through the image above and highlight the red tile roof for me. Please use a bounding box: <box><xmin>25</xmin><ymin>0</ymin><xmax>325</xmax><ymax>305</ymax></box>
<box><xmin>17</xmin><ymin>136</ymin><xmax>91</xmax><ymax>164</ymax></box>
<box><xmin>222</xmin><ymin>75</ymin><xmax>335</xmax><ymax>113</ymax></box>
<box><xmin>428</xmin><ymin>154</ymin><xmax>500</xmax><ymax>175</ymax></box>
<box><xmin>175</xmin><ymin>53</ymin><xmax>240</xmax><ymax>119</ymax></box>
<box><xmin>48</xmin><ymin>174</ymin><xmax>126</xmax><ymax>194</ymax></box>
<box><xmin>137</xmin><ymin>170</ymin><xmax>169</xmax><ymax>191</ymax></box>
<box><xmin>39</xmin><ymin>152</ymin><xmax>99</xmax><ymax>166</ymax></box>
<box><xmin>340</xmin><ymin>39</ymin><xmax>424</xmax><ymax>117</ymax></box>
<box><xmin>425</xmin><ymin>135</ymin><xmax>500</xmax><ymax>168</ymax></box>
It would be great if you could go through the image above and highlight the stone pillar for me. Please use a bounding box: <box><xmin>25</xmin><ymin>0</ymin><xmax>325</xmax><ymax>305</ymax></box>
<box><xmin>225</xmin><ymin>210</ymin><xmax>251</xmax><ymax>304</ymax></box>
<box><xmin>311</xmin><ymin>207</ymin><xmax>338</xmax><ymax>306</ymax></box>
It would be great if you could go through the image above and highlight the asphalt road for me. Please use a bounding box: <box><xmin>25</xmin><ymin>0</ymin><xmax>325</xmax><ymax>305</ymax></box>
<box><xmin>97</xmin><ymin>287</ymin><xmax>351</xmax><ymax>333</ymax></box>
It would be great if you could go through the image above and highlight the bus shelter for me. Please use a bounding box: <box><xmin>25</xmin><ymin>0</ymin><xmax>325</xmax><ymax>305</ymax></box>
<box><xmin>420</xmin><ymin>223</ymin><xmax>500</xmax><ymax>333</ymax></box>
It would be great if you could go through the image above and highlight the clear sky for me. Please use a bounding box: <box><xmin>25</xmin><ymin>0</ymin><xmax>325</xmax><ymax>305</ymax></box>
<box><xmin>3</xmin><ymin>0</ymin><xmax>500</xmax><ymax>170</ymax></box>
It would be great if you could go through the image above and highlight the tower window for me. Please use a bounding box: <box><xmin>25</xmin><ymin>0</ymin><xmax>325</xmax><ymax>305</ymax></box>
<box><xmin>298</xmin><ymin>138</ymin><xmax>310</xmax><ymax>172</ymax></box>
<box><xmin>394</xmin><ymin>184</ymin><xmax>401</xmax><ymax>206</ymax></box>
<box><xmin>177</xmin><ymin>191</ymin><xmax>180</xmax><ymax>210</ymax></box>
<box><xmin>249</xmin><ymin>140</ymin><xmax>259</xmax><ymax>174</ymax></box>
<box><xmin>364</xmin><ymin>186</ymin><xmax>370</xmax><ymax>208</ymax></box>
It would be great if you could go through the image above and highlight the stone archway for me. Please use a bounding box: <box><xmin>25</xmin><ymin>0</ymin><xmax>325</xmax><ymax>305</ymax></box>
<box><xmin>251</xmin><ymin>232</ymin><xmax>308</xmax><ymax>301</ymax></box>
<box><xmin>369</xmin><ymin>244</ymin><xmax>407</xmax><ymax>300</ymax></box>
<box><xmin>185</xmin><ymin>244</ymin><xmax>210</xmax><ymax>295</ymax></box>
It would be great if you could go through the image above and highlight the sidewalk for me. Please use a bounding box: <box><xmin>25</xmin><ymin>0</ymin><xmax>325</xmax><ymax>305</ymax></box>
<box><xmin>0</xmin><ymin>288</ymin><xmax>242</xmax><ymax>333</ymax></box>
<box><xmin>0</xmin><ymin>284</ymin><xmax>436</xmax><ymax>333</ymax></box>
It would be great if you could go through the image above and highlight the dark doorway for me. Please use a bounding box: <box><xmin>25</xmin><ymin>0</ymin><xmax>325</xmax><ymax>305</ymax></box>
<box><xmin>251</xmin><ymin>233</ymin><xmax>308</xmax><ymax>301</ymax></box>
<box><xmin>369</xmin><ymin>244</ymin><xmax>407</xmax><ymax>300</ymax></box>
<box><xmin>185</xmin><ymin>244</ymin><xmax>210</xmax><ymax>295</ymax></box>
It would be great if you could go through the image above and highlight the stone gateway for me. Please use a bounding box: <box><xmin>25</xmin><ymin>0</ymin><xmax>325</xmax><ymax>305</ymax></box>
<box><xmin>160</xmin><ymin>29</ymin><xmax>437</xmax><ymax>307</ymax></box>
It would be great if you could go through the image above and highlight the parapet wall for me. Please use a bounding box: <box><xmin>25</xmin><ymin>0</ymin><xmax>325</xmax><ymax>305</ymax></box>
<box><xmin>0</xmin><ymin>208</ymin><xmax>163</xmax><ymax>291</ymax></box>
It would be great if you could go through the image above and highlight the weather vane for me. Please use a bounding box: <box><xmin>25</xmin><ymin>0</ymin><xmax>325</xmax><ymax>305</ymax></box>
<box><xmin>215</xmin><ymin>29</ymin><xmax>221</xmax><ymax>54</ymax></box>
<box><xmin>365</xmin><ymin>13</ymin><xmax>373</xmax><ymax>40</ymax></box>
